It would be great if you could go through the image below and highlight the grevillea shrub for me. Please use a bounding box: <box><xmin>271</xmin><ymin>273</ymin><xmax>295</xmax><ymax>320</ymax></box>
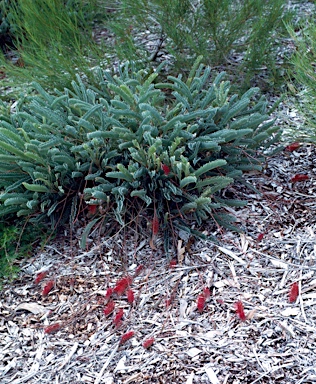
<box><xmin>0</xmin><ymin>58</ymin><xmax>281</xmax><ymax>247</ymax></box>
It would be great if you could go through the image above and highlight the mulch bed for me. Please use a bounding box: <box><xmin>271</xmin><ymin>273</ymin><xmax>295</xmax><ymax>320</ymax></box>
<box><xmin>0</xmin><ymin>142</ymin><xmax>315</xmax><ymax>384</ymax></box>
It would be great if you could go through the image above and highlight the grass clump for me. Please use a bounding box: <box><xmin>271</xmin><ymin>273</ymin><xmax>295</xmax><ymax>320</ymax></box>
<box><xmin>0</xmin><ymin>221</ymin><xmax>45</xmax><ymax>287</ymax></box>
<box><xmin>0</xmin><ymin>0</ymin><xmax>109</xmax><ymax>90</ymax></box>
<box><xmin>0</xmin><ymin>58</ymin><xmax>281</xmax><ymax>250</ymax></box>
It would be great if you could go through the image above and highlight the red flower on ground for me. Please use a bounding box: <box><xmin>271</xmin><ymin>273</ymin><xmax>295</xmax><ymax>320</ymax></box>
<box><xmin>143</xmin><ymin>337</ymin><xmax>155</xmax><ymax>349</ymax></box>
<box><xmin>290</xmin><ymin>174</ymin><xmax>309</xmax><ymax>183</ymax></box>
<box><xmin>197</xmin><ymin>294</ymin><xmax>206</xmax><ymax>313</ymax></box>
<box><xmin>289</xmin><ymin>282</ymin><xmax>299</xmax><ymax>303</ymax></box>
<box><xmin>119</xmin><ymin>330</ymin><xmax>134</xmax><ymax>345</ymax></box>
<box><xmin>257</xmin><ymin>233</ymin><xmax>264</xmax><ymax>242</ymax></box>
<box><xmin>127</xmin><ymin>289</ymin><xmax>135</xmax><ymax>304</ymax></box>
<box><xmin>42</xmin><ymin>280</ymin><xmax>54</xmax><ymax>296</ymax></box>
<box><xmin>105</xmin><ymin>288</ymin><xmax>113</xmax><ymax>301</ymax></box>
<box><xmin>44</xmin><ymin>323</ymin><xmax>61</xmax><ymax>334</ymax></box>
<box><xmin>114</xmin><ymin>276</ymin><xmax>132</xmax><ymax>296</ymax></box>
<box><xmin>35</xmin><ymin>271</ymin><xmax>47</xmax><ymax>284</ymax></box>
<box><xmin>103</xmin><ymin>301</ymin><xmax>115</xmax><ymax>316</ymax></box>
<box><xmin>113</xmin><ymin>308</ymin><xmax>124</xmax><ymax>327</ymax></box>
<box><xmin>285</xmin><ymin>142</ymin><xmax>300</xmax><ymax>152</ymax></box>
<box><xmin>235</xmin><ymin>300</ymin><xmax>246</xmax><ymax>321</ymax></box>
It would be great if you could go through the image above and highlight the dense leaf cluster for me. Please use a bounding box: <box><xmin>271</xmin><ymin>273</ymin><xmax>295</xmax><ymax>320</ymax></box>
<box><xmin>0</xmin><ymin>58</ymin><xmax>280</xmax><ymax>244</ymax></box>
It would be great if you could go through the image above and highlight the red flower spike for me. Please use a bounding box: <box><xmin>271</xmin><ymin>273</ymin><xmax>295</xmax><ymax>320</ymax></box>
<box><xmin>169</xmin><ymin>259</ymin><xmax>177</xmax><ymax>269</ymax></box>
<box><xmin>285</xmin><ymin>142</ymin><xmax>300</xmax><ymax>152</ymax></box>
<box><xmin>114</xmin><ymin>276</ymin><xmax>132</xmax><ymax>296</ymax></box>
<box><xmin>103</xmin><ymin>301</ymin><xmax>115</xmax><ymax>316</ymax></box>
<box><xmin>290</xmin><ymin>174</ymin><xmax>309</xmax><ymax>183</ymax></box>
<box><xmin>161</xmin><ymin>164</ymin><xmax>170</xmax><ymax>175</ymax></box>
<box><xmin>257</xmin><ymin>233</ymin><xmax>264</xmax><ymax>242</ymax></box>
<box><xmin>143</xmin><ymin>337</ymin><xmax>155</xmax><ymax>349</ymax></box>
<box><xmin>152</xmin><ymin>215</ymin><xmax>159</xmax><ymax>235</ymax></box>
<box><xmin>203</xmin><ymin>287</ymin><xmax>211</xmax><ymax>299</ymax></box>
<box><xmin>105</xmin><ymin>288</ymin><xmax>113</xmax><ymax>300</ymax></box>
<box><xmin>35</xmin><ymin>271</ymin><xmax>47</xmax><ymax>284</ymax></box>
<box><xmin>113</xmin><ymin>308</ymin><xmax>124</xmax><ymax>327</ymax></box>
<box><xmin>235</xmin><ymin>300</ymin><xmax>246</xmax><ymax>321</ymax></box>
<box><xmin>197</xmin><ymin>294</ymin><xmax>206</xmax><ymax>313</ymax></box>
<box><xmin>289</xmin><ymin>282</ymin><xmax>299</xmax><ymax>303</ymax></box>
<box><xmin>44</xmin><ymin>323</ymin><xmax>60</xmax><ymax>334</ymax></box>
<box><xmin>127</xmin><ymin>289</ymin><xmax>135</xmax><ymax>304</ymax></box>
<box><xmin>119</xmin><ymin>330</ymin><xmax>134</xmax><ymax>345</ymax></box>
<box><xmin>42</xmin><ymin>280</ymin><xmax>54</xmax><ymax>296</ymax></box>
<box><xmin>88</xmin><ymin>204</ymin><xmax>98</xmax><ymax>215</ymax></box>
<box><xmin>134</xmin><ymin>264</ymin><xmax>144</xmax><ymax>277</ymax></box>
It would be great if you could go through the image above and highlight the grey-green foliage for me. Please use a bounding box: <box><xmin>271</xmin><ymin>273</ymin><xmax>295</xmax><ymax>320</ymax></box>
<box><xmin>109</xmin><ymin>0</ymin><xmax>291</xmax><ymax>87</ymax></box>
<box><xmin>0</xmin><ymin>58</ymin><xmax>281</xmax><ymax>242</ymax></box>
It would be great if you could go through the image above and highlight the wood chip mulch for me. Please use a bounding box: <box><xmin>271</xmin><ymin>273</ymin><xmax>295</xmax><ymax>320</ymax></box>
<box><xmin>0</xmin><ymin>142</ymin><xmax>315</xmax><ymax>384</ymax></box>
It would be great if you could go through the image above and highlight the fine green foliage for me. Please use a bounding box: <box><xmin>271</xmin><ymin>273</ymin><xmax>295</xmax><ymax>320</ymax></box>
<box><xmin>0</xmin><ymin>221</ymin><xmax>44</xmax><ymax>287</ymax></box>
<box><xmin>0</xmin><ymin>59</ymin><xmax>280</xmax><ymax>247</ymax></box>
<box><xmin>286</xmin><ymin>20</ymin><xmax>316</xmax><ymax>142</ymax></box>
<box><xmin>109</xmin><ymin>0</ymin><xmax>291</xmax><ymax>88</ymax></box>
<box><xmin>0</xmin><ymin>0</ymin><xmax>108</xmax><ymax>89</ymax></box>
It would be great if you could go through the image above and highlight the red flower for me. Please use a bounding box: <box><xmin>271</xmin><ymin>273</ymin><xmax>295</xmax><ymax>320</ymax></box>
<box><xmin>114</xmin><ymin>276</ymin><xmax>132</xmax><ymax>296</ymax></box>
<box><xmin>203</xmin><ymin>287</ymin><xmax>211</xmax><ymax>299</ymax></box>
<box><xmin>44</xmin><ymin>323</ymin><xmax>61</xmax><ymax>334</ymax></box>
<box><xmin>113</xmin><ymin>308</ymin><xmax>124</xmax><ymax>327</ymax></box>
<box><xmin>291</xmin><ymin>174</ymin><xmax>309</xmax><ymax>183</ymax></box>
<box><xmin>257</xmin><ymin>233</ymin><xmax>264</xmax><ymax>242</ymax></box>
<box><xmin>42</xmin><ymin>280</ymin><xmax>54</xmax><ymax>296</ymax></box>
<box><xmin>134</xmin><ymin>264</ymin><xmax>144</xmax><ymax>277</ymax></box>
<box><xmin>289</xmin><ymin>282</ymin><xmax>299</xmax><ymax>303</ymax></box>
<box><xmin>119</xmin><ymin>330</ymin><xmax>134</xmax><ymax>345</ymax></box>
<box><xmin>105</xmin><ymin>287</ymin><xmax>113</xmax><ymax>301</ymax></box>
<box><xmin>235</xmin><ymin>300</ymin><xmax>246</xmax><ymax>321</ymax></box>
<box><xmin>285</xmin><ymin>142</ymin><xmax>300</xmax><ymax>152</ymax></box>
<box><xmin>197</xmin><ymin>294</ymin><xmax>206</xmax><ymax>313</ymax></box>
<box><xmin>88</xmin><ymin>204</ymin><xmax>98</xmax><ymax>215</ymax></box>
<box><xmin>152</xmin><ymin>215</ymin><xmax>159</xmax><ymax>235</ymax></box>
<box><xmin>143</xmin><ymin>337</ymin><xmax>155</xmax><ymax>349</ymax></box>
<box><xmin>103</xmin><ymin>301</ymin><xmax>115</xmax><ymax>316</ymax></box>
<box><xmin>169</xmin><ymin>259</ymin><xmax>177</xmax><ymax>269</ymax></box>
<box><xmin>127</xmin><ymin>289</ymin><xmax>135</xmax><ymax>304</ymax></box>
<box><xmin>161</xmin><ymin>164</ymin><xmax>170</xmax><ymax>175</ymax></box>
<box><xmin>35</xmin><ymin>271</ymin><xmax>47</xmax><ymax>284</ymax></box>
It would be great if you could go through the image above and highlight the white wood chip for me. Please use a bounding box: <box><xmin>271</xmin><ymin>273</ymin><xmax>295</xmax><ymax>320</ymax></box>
<box><xmin>204</xmin><ymin>364</ymin><xmax>220</xmax><ymax>384</ymax></box>
<box><xmin>15</xmin><ymin>302</ymin><xmax>50</xmax><ymax>315</ymax></box>
<box><xmin>185</xmin><ymin>372</ymin><xmax>195</xmax><ymax>384</ymax></box>
<box><xmin>186</xmin><ymin>347</ymin><xmax>202</xmax><ymax>358</ymax></box>
<box><xmin>281</xmin><ymin>307</ymin><xmax>301</xmax><ymax>317</ymax></box>
<box><xmin>217</xmin><ymin>246</ymin><xmax>247</xmax><ymax>265</ymax></box>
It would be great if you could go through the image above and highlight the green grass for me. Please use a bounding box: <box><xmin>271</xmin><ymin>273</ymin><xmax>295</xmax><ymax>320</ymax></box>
<box><xmin>0</xmin><ymin>221</ymin><xmax>47</xmax><ymax>288</ymax></box>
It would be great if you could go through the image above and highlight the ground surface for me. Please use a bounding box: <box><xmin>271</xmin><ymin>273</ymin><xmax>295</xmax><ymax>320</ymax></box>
<box><xmin>0</xmin><ymin>141</ymin><xmax>315</xmax><ymax>384</ymax></box>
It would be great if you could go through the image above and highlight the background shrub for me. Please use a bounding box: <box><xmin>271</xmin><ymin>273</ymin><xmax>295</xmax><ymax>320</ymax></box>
<box><xmin>109</xmin><ymin>0</ymin><xmax>292</xmax><ymax>89</ymax></box>
<box><xmin>0</xmin><ymin>0</ymin><xmax>108</xmax><ymax>89</ymax></box>
<box><xmin>0</xmin><ymin>59</ymin><xmax>281</xmax><ymax>249</ymax></box>
<box><xmin>287</xmin><ymin>18</ymin><xmax>316</xmax><ymax>142</ymax></box>
<box><xmin>0</xmin><ymin>0</ymin><xmax>293</xmax><ymax>94</ymax></box>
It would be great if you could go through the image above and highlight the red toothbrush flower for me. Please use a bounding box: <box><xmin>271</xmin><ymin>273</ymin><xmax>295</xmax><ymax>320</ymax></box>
<box><xmin>42</xmin><ymin>280</ymin><xmax>54</xmax><ymax>296</ymax></box>
<box><xmin>289</xmin><ymin>282</ymin><xmax>299</xmax><ymax>303</ymax></box>
<box><xmin>235</xmin><ymin>300</ymin><xmax>246</xmax><ymax>321</ymax></box>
